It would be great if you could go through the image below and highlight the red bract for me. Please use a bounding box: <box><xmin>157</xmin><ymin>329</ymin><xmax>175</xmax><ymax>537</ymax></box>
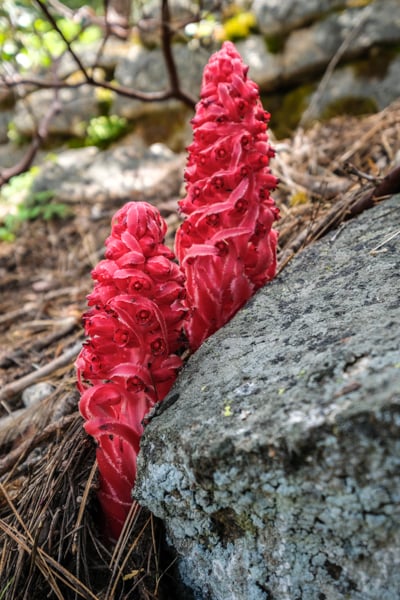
<box><xmin>175</xmin><ymin>41</ymin><xmax>279</xmax><ymax>351</ymax></box>
<box><xmin>76</xmin><ymin>201</ymin><xmax>187</xmax><ymax>539</ymax></box>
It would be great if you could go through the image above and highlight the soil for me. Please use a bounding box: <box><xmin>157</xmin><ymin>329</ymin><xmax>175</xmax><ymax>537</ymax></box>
<box><xmin>0</xmin><ymin>101</ymin><xmax>400</xmax><ymax>599</ymax></box>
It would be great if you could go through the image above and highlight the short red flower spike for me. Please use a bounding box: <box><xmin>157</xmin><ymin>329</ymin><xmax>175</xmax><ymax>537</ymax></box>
<box><xmin>175</xmin><ymin>41</ymin><xmax>279</xmax><ymax>351</ymax></box>
<box><xmin>76</xmin><ymin>201</ymin><xmax>187</xmax><ymax>539</ymax></box>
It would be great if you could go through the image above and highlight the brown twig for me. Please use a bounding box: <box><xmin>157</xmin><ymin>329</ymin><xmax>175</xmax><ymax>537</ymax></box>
<box><xmin>0</xmin><ymin>341</ymin><xmax>81</xmax><ymax>403</ymax></box>
<box><xmin>0</xmin><ymin>90</ymin><xmax>61</xmax><ymax>187</ymax></box>
<box><xmin>277</xmin><ymin>163</ymin><xmax>400</xmax><ymax>272</ymax></box>
<box><xmin>0</xmin><ymin>413</ymin><xmax>78</xmax><ymax>478</ymax></box>
<box><xmin>34</xmin><ymin>0</ymin><xmax>92</xmax><ymax>81</ymax></box>
<box><xmin>160</xmin><ymin>0</ymin><xmax>196</xmax><ymax>107</ymax></box>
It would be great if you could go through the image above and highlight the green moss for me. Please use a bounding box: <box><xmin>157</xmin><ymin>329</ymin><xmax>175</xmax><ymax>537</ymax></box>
<box><xmin>264</xmin><ymin>33</ymin><xmax>286</xmax><ymax>55</ymax></box>
<box><xmin>352</xmin><ymin>45</ymin><xmax>400</xmax><ymax>80</ymax></box>
<box><xmin>211</xmin><ymin>509</ymin><xmax>258</xmax><ymax>542</ymax></box>
<box><xmin>234</xmin><ymin>512</ymin><xmax>258</xmax><ymax>536</ymax></box>
<box><xmin>265</xmin><ymin>83</ymin><xmax>315</xmax><ymax>139</ymax></box>
<box><xmin>133</xmin><ymin>108</ymin><xmax>191</xmax><ymax>152</ymax></box>
<box><xmin>321</xmin><ymin>96</ymin><xmax>378</xmax><ymax>120</ymax></box>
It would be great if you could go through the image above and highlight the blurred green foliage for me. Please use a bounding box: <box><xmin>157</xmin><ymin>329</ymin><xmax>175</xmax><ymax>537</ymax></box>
<box><xmin>184</xmin><ymin>5</ymin><xmax>257</xmax><ymax>44</ymax></box>
<box><xmin>0</xmin><ymin>0</ymin><xmax>102</xmax><ymax>71</ymax></box>
<box><xmin>84</xmin><ymin>114</ymin><xmax>128</xmax><ymax>147</ymax></box>
<box><xmin>0</xmin><ymin>168</ymin><xmax>71</xmax><ymax>241</ymax></box>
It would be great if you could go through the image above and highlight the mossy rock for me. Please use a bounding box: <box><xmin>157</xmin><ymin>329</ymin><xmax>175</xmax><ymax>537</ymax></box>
<box><xmin>131</xmin><ymin>108</ymin><xmax>191</xmax><ymax>152</ymax></box>
<box><xmin>321</xmin><ymin>96</ymin><xmax>378</xmax><ymax>120</ymax></box>
<box><xmin>352</xmin><ymin>45</ymin><xmax>400</xmax><ymax>80</ymax></box>
<box><xmin>265</xmin><ymin>83</ymin><xmax>315</xmax><ymax>139</ymax></box>
<box><xmin>264</xmin><ymin>32</ymin><xmax>287</xmax><ymax>55</ymax></box>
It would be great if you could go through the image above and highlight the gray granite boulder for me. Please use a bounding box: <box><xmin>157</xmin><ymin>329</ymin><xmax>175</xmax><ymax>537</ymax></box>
<box><xmin>281</xmin><ymin>0</ymin><xmax>400</xmax><ymax>82</ymax></box>
<box><xmin>253</xmin><ymin>0</ymin><xmax>345</xmax><ymax>36</ymax></box>
<box><xmin>114</xmin><ymin>42</ymin><xmax>213</xmax><ymax>119</ymax></box>
<box><xmin>29</xmin><ymin>141</ymin><xmax>185</xmax><ymax>205</ymax></box>
<box><xmin>13</xmin><ymin>85</ymin><xmax>100</xmax><ymax>138</ymax></box>
<box><xmin>135</xmin><ymin>195</ymin><xmax>400</xmax><ymax>600</ymax></box>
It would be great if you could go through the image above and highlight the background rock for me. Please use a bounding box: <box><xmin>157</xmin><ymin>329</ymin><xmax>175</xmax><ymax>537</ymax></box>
<box><xmin>253</xmin><ymin>0</ymin><xmax>345</xmax><ymax>35</ymax></box>
<box><xmin>281</xmin><ymin>0</ymin><xmax>400</xmax><ymax>82</ymax></box>
<box><xmin>30</xmin><ymin>141</ymin><xmax>185</xmax><ymax>206</ymax></box>
<box><xmin>14</xmin><ymin>85</ymin><xmax>101</xmax><ymax>138</ymax></box>
<box><xmin>4</xmin><ymin>0</ymin><xmax>400</xmax><ymax>152</ymax></box>
<box><xmin>114</xmin><ymin>42</ymin><xmax>213</xmax><ymax>119</ymax></box>
<box><xmin>0</xmin><ymin>110</ymin><xmax>12</xmax><ymax>145</ymax></box>
<box><xmin>135</xmin><ymin>195</ymin><xmax>400</xmax><ymax>600</ymax></box>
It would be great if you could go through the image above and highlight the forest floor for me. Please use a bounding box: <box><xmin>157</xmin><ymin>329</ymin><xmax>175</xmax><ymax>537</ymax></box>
<box><xmin>1</xmin><ymin>101</ymin><xmax>400</xmax><ymax>599</ymax></box>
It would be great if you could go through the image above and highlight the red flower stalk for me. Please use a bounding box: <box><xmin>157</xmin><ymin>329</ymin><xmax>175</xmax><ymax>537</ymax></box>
<box><xmin>175</xmin><ymin>41</ymin><xmax>279</xmax><ymax>351</ymax></box>
<box><xmin>76</xmin><ymin>201</ymin><xmax>187</xmax><ymax>539</ymax></box>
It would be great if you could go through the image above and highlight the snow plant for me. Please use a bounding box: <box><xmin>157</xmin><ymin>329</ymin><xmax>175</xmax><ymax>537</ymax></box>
<box><xmin>76</xmin><ymin>202</ymin><xmax>187</xmax><ymax>539</ymax></box>
<box><xmin>76</xmin><ymin>41</ymin><xmax>279</xmax><ymax>539</ymax></box>
<box><xmin>175</xmin><ymin>41</ymin><xmax>279</xmax><ymax>350</ymax></box>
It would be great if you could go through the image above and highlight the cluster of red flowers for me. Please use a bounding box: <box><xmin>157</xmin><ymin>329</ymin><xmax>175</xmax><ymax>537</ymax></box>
<box><xmin>76</xmin><ymin>201</ymin><xmax>187</xmax><ymax>539</ymax></box>
<box><xmin>77</xmin><ymin>41</ymin><xmax>279</xmax><ymax>539</ymax></box>
<box><xmin>175</xmin><ymin>41</ymin><xmax>279</xmax><ymax>350</ymax></box>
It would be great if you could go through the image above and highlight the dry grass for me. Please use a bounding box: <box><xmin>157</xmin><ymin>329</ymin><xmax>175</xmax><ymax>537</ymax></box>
<box><xmin>1</xmin><ymin>99</ymin><xmax>400</xmax><ymax>599</ymax></box>
<box><xmin>0</xmin><ymin>412</ymin><xmax>175</xmax><ymax>599</ymax></box>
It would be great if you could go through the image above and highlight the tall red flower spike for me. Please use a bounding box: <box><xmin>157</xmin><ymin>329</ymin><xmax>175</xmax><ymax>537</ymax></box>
<box><xmin>76</xmin><ymin>201</ymin><xmax>187</xmax><ymax>539</ymax></box>
<box><xmin>175</xmin><ymin>41</ymin><xmax>279</xmax><ymax>351</ymax></box>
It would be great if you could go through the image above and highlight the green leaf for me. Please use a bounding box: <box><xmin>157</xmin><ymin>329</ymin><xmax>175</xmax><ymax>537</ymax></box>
<box><xmin>27</xmin><ymin>189</ymin><xmax>55</xmax><ymax>206</ymax></box>
<box><xmin>57</xmin><ymin>17</ymin><xmax>80</xmax><ymax>41</ymax></box>
<box><xmin>0</xmin><ymin>227</ymin><xmax>16</xmax><ymax>242</ymax></box>
<box><xmin>79</xmin><ymin>24</ymin><xmax>102</xmax><ymax>43</ymax></box>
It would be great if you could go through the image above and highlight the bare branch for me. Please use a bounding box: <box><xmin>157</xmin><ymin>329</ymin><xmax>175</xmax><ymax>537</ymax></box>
<box><xmin>161</xmin><ymin>0</ymin><xmax>197</xmax><ymax>107</ymax></box>
<box><xmin>33</xmin><ymin>0</ymin><xmax>93</xmax><ymax>82</ymax></box>
<box><xmin>0</xmin><ymin>0</ymin><xmax>198</xmax><ymax>186</ymax></box>
<box><xmin>161</xmin><ymin>0</ymin><xmax>181</xmax><ymax>95</ymax></box>
<box><xmin>2</xmin><ymin>0</ymin><xmax>197</xmax><ymax>107</ymax></box>
<box><xmin>0</xmin><ymin>91</ymin><xmax>62</xmax><ymax>188</ymax></box>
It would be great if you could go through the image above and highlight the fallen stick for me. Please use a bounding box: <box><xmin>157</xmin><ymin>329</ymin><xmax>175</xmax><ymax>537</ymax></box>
<box><xmin>278</xmin><ymin>164</ymin><xmax>400</xmax><ymax>272</ymax></box>
<box><xmin>0</xmin><ymin>413</ymin><xmax>79</xmax><ymax>478</ymax></box>
<box><xmin>0</xmin><ymin>341</ymin><xmax>81</xmax><ymax>403</ymax></box>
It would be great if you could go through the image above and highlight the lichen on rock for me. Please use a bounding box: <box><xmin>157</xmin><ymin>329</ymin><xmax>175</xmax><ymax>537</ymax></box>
<box><xmin>135</xmin><ymin>195</ymin><xmax>400</xmax><ymax>600</ymax></box>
